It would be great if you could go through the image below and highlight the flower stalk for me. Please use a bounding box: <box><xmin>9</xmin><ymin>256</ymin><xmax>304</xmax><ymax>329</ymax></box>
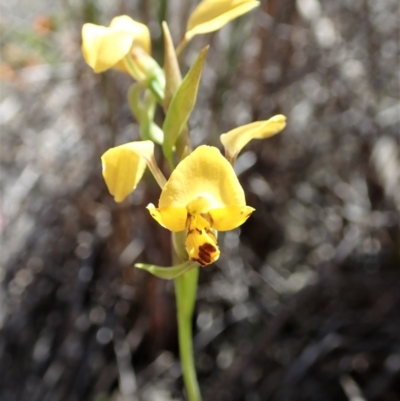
<box><xmin>123</xmin><ymin>55</ymin><xmax>165</xmax><ymax>104</ymax></box>
<box><xmin>146</xmin><ymin>154</ymin><xmax>167</xmax><ymax>189</ymax></box>
<box><xmin>173</xmin><ymin>233</ymin><xmax>202</xmax><ymax>401</ymax></box>
<box><xmin>176</xmin><ymin>37</ymin><xmax>189</xmax><ymax>57</ymax></box>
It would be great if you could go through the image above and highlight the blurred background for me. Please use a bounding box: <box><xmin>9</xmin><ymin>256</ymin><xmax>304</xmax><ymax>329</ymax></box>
<box><xmin>1</xmin><ymin>0</ymin><xmax>399</xmax><ymax>400</ymax></box>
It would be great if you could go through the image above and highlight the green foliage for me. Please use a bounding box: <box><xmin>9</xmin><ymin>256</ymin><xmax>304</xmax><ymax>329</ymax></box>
<box><xmin>162</xmin><ymin>46</ymin><xmax>209</xmax><ymax>168</ymax></box>
<box><xmin>128</xmin><ymin>84</ymin><xmax>164</xmax><ymax>144</ymax></box>
<box><xmin>135</xmin><ymin>260</ymin><xmax>198</xmax><ymax>280</ymax></box>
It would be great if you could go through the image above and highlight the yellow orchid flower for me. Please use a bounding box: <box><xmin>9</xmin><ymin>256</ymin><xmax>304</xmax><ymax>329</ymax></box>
<box><xmin>147</xmin><ymin>145</ymin><xmax>254</xmax><ymax>266</ymax></box>
<box><xmin>177</xmin><ymin>0</ymin><xmax>260</xmax><ymax>54</ymax></box>
<box><xmin>101</xmin><ymin>140</ymin><xmax>166</xmax><ymax>203</ymax></box>
<box><xmin>220</xmin><ymin>115</ymin><xmax>287</xmax><ymax>164</ymax></box>
<box><xmin>82</xmin><ymin>15</ymin><xmax>151</xmax><ymax>74</ymax></box>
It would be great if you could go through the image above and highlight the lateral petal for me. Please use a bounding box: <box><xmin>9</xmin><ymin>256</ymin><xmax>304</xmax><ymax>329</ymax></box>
<box><xmin>146</xmin><ymin>204</ymin><xmax>187</xmax><ymax>232</ymax></box>
<box><xmin>209</xmin><ymin>205</ymin><xmax>255</xmax><ymax>231</ymax></box>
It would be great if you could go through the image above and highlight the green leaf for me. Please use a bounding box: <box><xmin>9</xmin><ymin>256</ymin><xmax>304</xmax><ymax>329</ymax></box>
<box><xmin>162</xmin><ymin>46</ymin><xmax>209</xmax><ymax>168</ymax></box>
<box><xmin>135</xmin><ymin>260</ymin><xmax>199</xmax><ymax>280</ymax></box>
<box><xmin>162</xmin><ymin>21</ymin><xmax>182</xmax><ymax>112</ymax></box>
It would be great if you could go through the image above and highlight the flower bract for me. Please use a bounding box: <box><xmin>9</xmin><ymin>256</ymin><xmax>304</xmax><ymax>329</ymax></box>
<box><xmin>147</xmin><ymin>145</ymin><xmax>254</xmax><ymax>265</ymax></box>
<box><xmin>82</xmin><ymin>15</ymin><xmax>151</xmax><ymax>73</ymax></box>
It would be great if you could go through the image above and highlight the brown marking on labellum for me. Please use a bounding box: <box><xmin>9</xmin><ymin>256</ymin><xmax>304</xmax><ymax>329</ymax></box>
<box><xmin>194</xmin><ymin>242</ymin><xmax>217</xmax><ymax>266</ymax></box>
<box><xmin>202</xmin><ymin>243</ymin><xmax>217</xmax><ymax>253</ymax></box>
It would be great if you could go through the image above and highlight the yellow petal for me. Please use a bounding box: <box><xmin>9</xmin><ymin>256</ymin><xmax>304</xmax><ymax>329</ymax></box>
<box><xmin>185</xmin><ymin>0</ymin><xmax>260</xmax><ymax>42</ymax></box>
<box><xmin>82</xmin><ymin>24</ymin><xmax>107</xmax><ymax>70</ymax></box>
<box><xmin>82</xmin><ymin>16</ymin><xmax>151</xmax><ymax>74</ymax></box>
<box><xmin>159</xmin><ymin>145</ymin><xmax>246</xmax><ymax>209</ymax></box>
<box><xmin>109</xmin><ymin>15</ymin><xmax>151</xmax><ymax>54</ymax></box>
<box><xmin>101</xmin><ymin>141</ymin><xmax>154</xmax><ymax>202</ymax></box>
<box><xmin>209</xmin><ymin>205</ymin><xmax>255</xmax><ymax>231</ymax></box>
<box><xmin>146</xmin><ymin>204</ymin><xmax>187</xmax><ymax>232</ymax></box>
<box><xmin>82</xmin><ymin>23</ymin><xmax>135</xmax><ymax>73</ymax></box>
<box><xmin>220</xmin><ymin>115</ymin><xmax>287</xmax><ymax>163</ymax></box>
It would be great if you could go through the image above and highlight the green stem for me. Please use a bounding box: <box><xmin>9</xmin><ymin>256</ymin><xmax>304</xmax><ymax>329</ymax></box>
<box><xmin>175</xmin><ymin>268</ymin><xmax>201</xmax><ymax>401</ymax></box>
<box><xmin>176</xmin><ymin>36</ymin><xmax>189</xmax><ymax>57</ymax></box>
<box><xmin>123</xmin><ymin>56</ymin><xmax>164</xmax><ymax>104</ymax></box>
<box><xmin>148</xmin><ymin>79</ymin><xmax>164</xmax><ymax>104</ymax></box>
<box><xmin>172</xmin><ymin>232</ymin><xmax>202</xmax><ymax>401</ymax></box>
<box><xmin>123</xmin><ymin>55</ymin><xmax>146</xmax><ymax>82</ymax></box>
